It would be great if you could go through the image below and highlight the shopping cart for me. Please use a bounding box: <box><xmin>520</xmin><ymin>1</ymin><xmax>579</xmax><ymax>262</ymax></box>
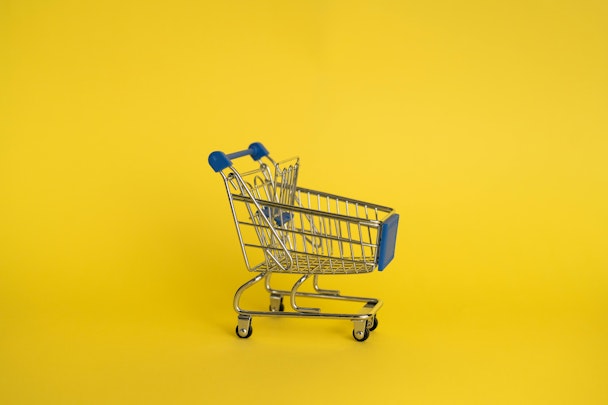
<box><xmin>208</xmin><ymin>142</ymin><xmax>399</xmax><ymax>341</ymax></box>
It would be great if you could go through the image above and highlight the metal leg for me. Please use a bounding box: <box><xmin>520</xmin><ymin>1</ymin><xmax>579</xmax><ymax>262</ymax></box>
<box><xmin>232</xmin><ymin>270</ymin><xmax>381</xmax><ymax>341</ymax></box>
<box><xmin>312</xmin><ymin>274</ymin><xmax>340</xmax><ymax>296</ymax></box>
<box><xmin>264</xmin><ymin>272</ymin><xmax>274</xmax><ymax>293</ymax></box>
<box><xmin>233</xmin><ymin>272</ymin><xmax>267</xmax><ymax>338</ymax></box>
<box><xmin>265</xmin><ymin>272</ymin><xmax>285</xmax><ymax>311</ymax></box>
<box><xmin>290</xmin><ymin>274</ymin><xmax>320</xmax><ymax>313</ymax></box>
<box><xmin>234</xmin><ymin>271</ymin><xmax>266</xmax><ymax>313</ymax></box>
<box><xmin>263</xmin><ymin>271</ymin><xmax>284</xmax><ymax>296</ymax></box>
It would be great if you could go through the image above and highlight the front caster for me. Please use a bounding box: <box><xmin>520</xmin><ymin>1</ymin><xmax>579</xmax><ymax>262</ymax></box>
<box><xmin>368</xmin><ymin>316</ymin><xmax>379</xmax><ymax>332</ymax></box>
<box><xmin>352</xmin><ymin>319</ymin><xmax>370</xmax><ymax>342</ymax></box>
<box><xmin>236</xmin><ymin>325</ymin><xmax>253</xmax><ymax>338</ymax></box>
<box><xmin>353</xmin><ymin>328</ymin><xmax>370</xmax><ymax>342</ymax></box>
<box><xmin>269</xmin><ymin>294</ymin><xmax>285</xmax><ymax>312</ymax></box>
<box><xmin>269</xmin><ymin>302</ymin><xmax>285</xmax><ymax>312</ymax></box>
<box><xmin>236</xmin><ymin>316</ymin><xmax>253</xmax><ymax>338</ymax></box>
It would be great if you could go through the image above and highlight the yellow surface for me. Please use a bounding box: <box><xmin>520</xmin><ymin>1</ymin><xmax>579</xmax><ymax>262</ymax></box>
<box><xmin>1</xmin><ymin>1</ymin><xmax>607</xmax><ymax>403</ymax></box>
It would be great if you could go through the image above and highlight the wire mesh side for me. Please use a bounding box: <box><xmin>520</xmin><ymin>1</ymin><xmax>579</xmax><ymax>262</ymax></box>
<box><xmin>273</xmin><ymin>157</ymin><xmax>299</xmax><ymax>206</ymax></box>
<box><xmin>222</xmin><ymin>158</ymin><xmax>394</xmax><ymax>275</ymax></box>
<box><xmin>229</xmin><ymin>189</ymin><xmax>394</xmax><ymax>274</ymax></box>
<box><xmin>222</xmin><ymin>159</ymin><xmax>299</xmax><ymax>272</ymax></box>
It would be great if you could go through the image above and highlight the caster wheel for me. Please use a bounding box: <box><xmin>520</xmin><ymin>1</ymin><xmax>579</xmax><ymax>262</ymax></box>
<box><xmin>368</xmin><ymin>317</ymin><xmax>379</xmax><ymax>332</ymax></box>
<box><xmin>353</xmin><ymin>328</ymin><xmax>370</xmax><ymax>342</ymax></box>
<box><xmin>269</xmin><ymin>303</ymin><xmax>285</xmax><ymax>312</ymax></box>
<box><xmin>269</xmin><ymin>296</ymin><xmax>284</xmax><ymax>312</ymax></box>
<box><xmin>236</xmin><ymin>324</ymin><xmax>253</xmax><ymax>338</ymax></box>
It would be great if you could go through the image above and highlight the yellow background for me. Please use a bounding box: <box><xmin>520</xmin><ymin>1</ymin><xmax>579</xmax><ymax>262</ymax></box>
<box><xmin>1</xmin><ymin>1</ymin><xmax>607</xmax><ymax>403</ymax></box>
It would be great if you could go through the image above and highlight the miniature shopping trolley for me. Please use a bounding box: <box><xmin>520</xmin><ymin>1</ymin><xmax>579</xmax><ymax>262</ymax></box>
<box><xmin>208</xmin><ymin>142</ymin><xmax>399</xmax><ymax>341</ymax></box>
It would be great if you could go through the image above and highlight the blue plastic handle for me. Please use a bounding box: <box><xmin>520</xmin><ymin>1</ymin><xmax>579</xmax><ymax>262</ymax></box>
<box><xmin>208</xmin><ymin>142</ymin><xmax>270</xmax><ymax>172</ymax></box>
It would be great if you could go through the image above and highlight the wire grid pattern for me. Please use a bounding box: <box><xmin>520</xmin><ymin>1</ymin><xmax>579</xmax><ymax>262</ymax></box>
<box><xmin>226</xmin><ymin>162</ymin><xmax>392</xmax><ymax>275</ymax></box>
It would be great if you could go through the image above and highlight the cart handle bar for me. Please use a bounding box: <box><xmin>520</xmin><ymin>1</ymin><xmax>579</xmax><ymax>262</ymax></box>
<box><xmin>208</xmin><ymin>142</ymin><xmax>270</xmax><ymax>172</ymax></box>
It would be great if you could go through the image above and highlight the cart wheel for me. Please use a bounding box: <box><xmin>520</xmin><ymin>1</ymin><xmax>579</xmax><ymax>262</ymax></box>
<box><xmin>236</xmin><ymin>324</ymin><xmax>253</xmax><ymax>338</ymax></box>
<box><xmin>269</xmin><ymin>295</ymin><xmax>284</xmax><ymax>312</ymax></box>
<box><xmin>368</xmin><ymin>317</ymin><xmax>379</xmax><ymax>332</ymax></box>
<box><xmin>269</xmin><ymin>302</ymin><xmax>285</xmax><ymax>312</ymax></box>
<box><xmin>353</xmin><ymin>328</ymin><xmax>370</xmax><ymax>342</ymax></box>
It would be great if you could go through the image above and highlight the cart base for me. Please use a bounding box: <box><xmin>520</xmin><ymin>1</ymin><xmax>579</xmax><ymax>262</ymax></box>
<box><xmin>233</xmin><ymin>271</ymin><xmax>383</xmax><ymax>342</ymax></box>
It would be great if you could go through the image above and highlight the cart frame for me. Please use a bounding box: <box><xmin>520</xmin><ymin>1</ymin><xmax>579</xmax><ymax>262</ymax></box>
<box><xmin>209</xmin><ymin>142</ymin><xmax>399</xmax><ymax>341</ymax></box>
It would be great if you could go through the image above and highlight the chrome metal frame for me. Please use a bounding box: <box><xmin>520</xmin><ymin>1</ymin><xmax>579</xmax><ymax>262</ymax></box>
<box><xmin>216</xmin><ymin>154</ymin><xmax>395</xmax><ymax>341</ymax></box>
<box><xmin>234</xmin><ymin>271</ymin><xmax>382</xmax><ymax>341</ymax></box>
